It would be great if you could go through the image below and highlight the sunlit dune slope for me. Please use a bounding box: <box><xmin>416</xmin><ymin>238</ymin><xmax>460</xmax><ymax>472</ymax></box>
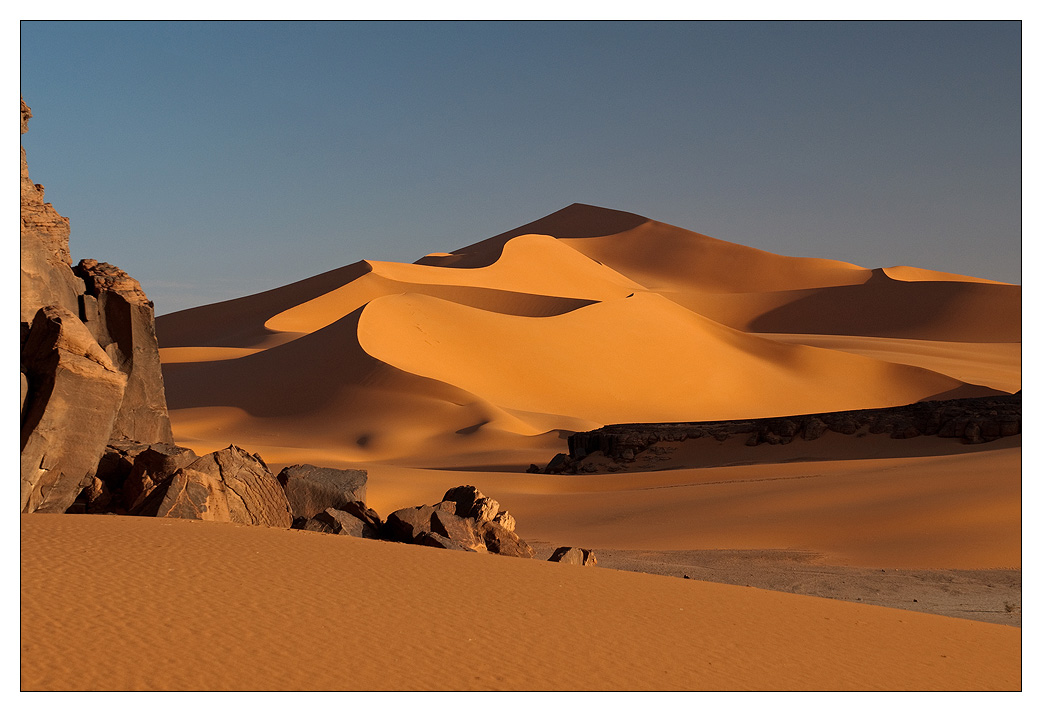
<box><xmin>21</xmin><ymin>514</ymin><xmax>1021</xmax><ymax>691</ymax></box>
<box><xmin>358</xmin><ymin>291</ymin><xmax>976</xmax><ymax>424</ymax></box>
<box><xmin>158</xmin><ymin>203</ymin><xmax>1019</xmax><ymax>462</ymax></box>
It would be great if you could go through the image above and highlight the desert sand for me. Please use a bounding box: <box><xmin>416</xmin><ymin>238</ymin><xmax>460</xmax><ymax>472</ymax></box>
<box><xmin>23</xmin><ymin>204</ymin><xmax>1021</xmax><ymax>690</ymax></box>
<box><xmin>20</xmin><ymin>514</ymin><xmax>1020</xmax><ymax>691</ymax></box>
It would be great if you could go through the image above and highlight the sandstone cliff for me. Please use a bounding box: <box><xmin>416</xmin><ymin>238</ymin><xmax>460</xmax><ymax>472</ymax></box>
<box><xmin>20</xmin><ymin>97</ymin><xmax>175</xmax><ymax>512</ymax></box>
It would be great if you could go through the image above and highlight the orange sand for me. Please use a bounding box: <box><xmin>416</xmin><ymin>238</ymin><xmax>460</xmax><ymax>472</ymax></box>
<box><xmin>21</xmin><ymin>514</ymin><xmax>1021</xmax><ymax>691</ymax></box>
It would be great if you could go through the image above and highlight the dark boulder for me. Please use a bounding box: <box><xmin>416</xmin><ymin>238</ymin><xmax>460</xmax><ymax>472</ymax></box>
<box><xmin>302</xmin><ymin>507</ymin><xmax>380</xmax><ymax>539</ymax></box>
<box><xmin>276</xmin><ymin>464</ymin><xmax>368</xmax><ymax>520</ymax></box>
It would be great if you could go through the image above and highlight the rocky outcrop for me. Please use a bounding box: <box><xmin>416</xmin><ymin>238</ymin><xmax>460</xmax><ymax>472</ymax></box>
<box><xmin>277</xmin><ymin>464</ymin><xmax>368</xmax><ymax>520</ymax></box>
<box><xmin>550</xmin><ymin>393</ymin><xmax>1022</xmax><ymax>474</ymax></box>
<box><xmin>384</xmin><ymin>486</ymin><xmax>534</xmax><ymax>558</ymax></box>
<box><xmin>74</xmin><ymin>259</ymin><xmax>173</xmax><ymax>444</ymax></box>
<box><xmin>144</xmin><ymin>445</ymin><xmax>293</xmax><ymax>527</ymax></box>
<box><xmin>20</xmin><ymin>98</ymin><xmax>81</xmax><ymax>322</ymax></box>
<box><xmin>20</xmin><ymin>306</ymin><xmax>128</xmax><ymax>513</ymax></box>
<box><xmin>20</xmin><ymin>98</ymin><xmax>176</xmax><ymax>513</ymax></box>
<box><xmin>548</xmin><ymin>547</ymin><xmax>598</xmax><ymax>566</ymax></box>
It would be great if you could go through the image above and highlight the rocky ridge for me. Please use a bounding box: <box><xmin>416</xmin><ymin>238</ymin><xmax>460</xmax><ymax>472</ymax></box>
<box><xmin>540</xmin><ymin>393</ymin><xmax>1021</xmax><ymax>474</ymax></box>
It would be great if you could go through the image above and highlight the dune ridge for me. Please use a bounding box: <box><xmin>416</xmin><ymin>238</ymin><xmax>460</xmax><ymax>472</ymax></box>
<box><xmin>158</xmin><ymin>204</ymin><xmax>1019</xmax><ymax>464</ymax></box>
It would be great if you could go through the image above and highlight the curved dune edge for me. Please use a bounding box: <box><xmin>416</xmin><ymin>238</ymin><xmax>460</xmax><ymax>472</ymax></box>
<box><xmin>21</xmin><ymin>514</ymin><xmax>1020</xmax><ymax>691</ymax></box>
<box><xmin>883</xmin><ymin>265</ymin><xmax>1015</xmax><ymax>285</ymax></box>
<box><xmin>356</xmin><ymin>290</ymin><xmax>978</xmax><ymax>425</ymax></box>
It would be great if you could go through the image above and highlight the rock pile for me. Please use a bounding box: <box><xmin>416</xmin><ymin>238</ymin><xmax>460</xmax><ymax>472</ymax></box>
<box><xmin>543</xmin><ymin>392</ymin><xmax>1022</xmax><ymax>474</ymax></box>
<box><xmin>385</xmin><ymin>485</ymin><xmax>534</xmax><ymax>557</ymax></box>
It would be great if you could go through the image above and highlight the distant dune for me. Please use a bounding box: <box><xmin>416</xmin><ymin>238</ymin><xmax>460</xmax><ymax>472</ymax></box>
<box><xmin>157</xmin><ymin>203</ymin><xmax>1020</xmax><ymax>464</ymax></box>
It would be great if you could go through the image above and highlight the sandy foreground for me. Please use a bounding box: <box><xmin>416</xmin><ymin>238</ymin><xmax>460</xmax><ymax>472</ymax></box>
<box><xmin>20</xmin><ymin>513</ymin><xmax>1020</xmax><ymax>692</ymax></box>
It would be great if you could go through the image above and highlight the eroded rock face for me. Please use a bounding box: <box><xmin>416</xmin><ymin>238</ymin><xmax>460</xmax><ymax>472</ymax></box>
<box><xmin>276</xmin><ymin>464</ymin><xmax>368</xmax><ymax>520</ymax></box>
<box><xmin>74</xmin><ymin>259</ymin><xmax>173</xmax><ymax>444</ymax></box>
<box><xmin>20</xmin><ymin>306</ymin><xmax>127</xmax><ymax>513</ymax></box>
<box><xmin>149</xmin><ymin>445</ymin><xmax>292</xmax><ymax>527</ymax></box>
<box><xmin>20</xmin><ymin>99</ymin><xmax>83</xmax><ymax>323</ymax></box>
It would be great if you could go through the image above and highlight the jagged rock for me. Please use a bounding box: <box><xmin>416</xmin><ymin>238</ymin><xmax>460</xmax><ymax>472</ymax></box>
<box><xmin>548</xmin><ymin>547</ymin><xmax>597</xmax><ymax>566</ymax></box>
<box><xmin>430</xmin><ymin>510</ymin><xmax>486</xmax><ymax>552</ymax></box>
<box><xmin>302</xmin><ymin>507</ymin><xmax>380</xmax><ymax>539</ymax></box>
<box><xmin>73</xmin><ymin>259</ymin><xmax>173</xmax><ymax>444</ymax></box>
<box><xmin>20</xmin><ymin>98</ymin><xmax>83</xmax><ymax>323</ymax></box>
<box><xmin>123</xmin><ymin>442</ymin><xmax>198</xmax><ymax>512</ymax></box>
<box><xmin>544</xmin><ymin>453</ymin><xmax>570</xmax><ymax>474</ymax></box>
<box><xmin>276</xmin><ymin>464</ymin><xmax>368</xmax><ymax>520</ymax></box>
<box><xmin>479</xmin><ymin>520</ymin><xmax>534</xmax><ymax>558</ymax></box>
<box><xmin>383</xmin><ymin>503</ymin><xmax>452</xmax><ymax>543</ymax></box>
<box><xmin>526</xmin><ymin>464</ymin><xmax>541</xmax><ymax>474</ymax></box>
<box><xmin>145</xmin><ymin>445</ymin><xmax>292</xmax><ymax>527</ymax></box>
<box><xmin>492</xmin><ymin>510</ymin><xmax>516</xmax><ymax>532</ymax></box>
<box><xmin>20</xmin><ymin>371</ymin><xmax>28</xmax><ymax>413</ymax></box>
<box><xmin>20</xmin><ymin>306</ymin><xmax>127</xmax><ymax>513</ymax></box>
<box><xmin>442</xmin><ymin>485</ymin><xmax>499</xmax><ymax>523</ymax></box>
<box><xmin>417</xmin><ymin>532</ymin><xmax>471</xmax><ymax>551</ymax></box>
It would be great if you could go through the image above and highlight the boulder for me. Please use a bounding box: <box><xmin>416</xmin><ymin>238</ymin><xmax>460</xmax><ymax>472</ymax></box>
<box><xmin>383</xmin><ymin>503</ymin><xmax>452</xmax><ymax>543</ymax></box>
<box><xmin>20</xmin><ymin>306</ymin><xmax>127</xmax><ymax>513</ymax></box>
<box><xmin>276</xmin><ymin>464</ymin><xmax>368</xmax><ymax>520</ymax></box>
<box><xmin>302</xmin><ymin>507</ymin><xmax>380</xmax><ymax>539</ymax></box>
<box><xmin>73</xmin><ymin>259</ymin><xmax>174</xmax><ymax>444</ymax></box>
<box><xmin>442</xmin><ymin>485</ymin><xmax>499</xmax><ymax>523</ymax></box>
<box><xmin>417</xmin><ymin>532</ymin><xmax>471</xmax><ymax>551</ymax></box>
<box><xmin>147</xmin><ymin>445</ymin><xmax>292</xmax><ymax>527</ymax></box>
<box><xmin>123</xmin><ymin>442</ymin><xmax>199</xmax><ymax>512</ymax></box>
<box><xmin>479</xmin><ymin>520</ymin><xmax>534</xmax><ymax>558</ymax></box>
<box><xmin>430</xmin><ymin>510</ymin><xmax>486</xmax><ymax>552</ymax></box>
<box><xmin>548</xmin><ymin>547</ymin><xmax>597</xmax><ymax>566</ymax></box>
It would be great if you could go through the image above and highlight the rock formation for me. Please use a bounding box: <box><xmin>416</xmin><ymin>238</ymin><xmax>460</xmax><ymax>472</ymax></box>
<box><xmin>548</xmin><ymin>547</ymin><xmax>598</xmax><ymax>566</ymax></box>
<box><xmin>20</xmin><ymin>98</ymin><xmax>80</xmax><ymax>322</ymax></box>
<box><xmin>550</xmin><ymin>393</ymin><xmax>1022</xmax><ymax>474</ymax></box>
<box><xmin>74</xmin><ymin>259</ymin><xmax>174</xmax><ymax>444</ymax></box>
<box><xmin>277</xmin><ymin>464</ymin><xmax>368</xmax><ymax>520</ymax></box>
<box><xmin>20</xmin><ymin>97</ymin><xmax>175</xmax><ymax>512</ymax></box>
<box><xmin>145</xmin><ymin>445</ymin><xmax>293</xmax><ymax>528</ymax></box>
<box><xmin>384</xmin><ymin>486</ymin><xmax>534</xmax><ymax>558</ymax></box>
<box><xmin>20</xmin><ymin>306</ymin><xmax>127</xmax><ymax>513</ymax></box>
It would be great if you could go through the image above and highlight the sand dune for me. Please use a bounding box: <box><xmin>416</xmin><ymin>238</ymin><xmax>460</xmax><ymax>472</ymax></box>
<box><xmin>158</xmin><ymin>203</ymin><xmax>1019</xmax><ymax>464</ymax></box>
<box><xmin>21</xmin><ymin>514</ymin><xmax>1020</xmax><ymax>691</ymax></box>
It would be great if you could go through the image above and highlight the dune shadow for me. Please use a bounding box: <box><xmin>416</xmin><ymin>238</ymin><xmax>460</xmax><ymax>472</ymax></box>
<box><xmin>749</xmin><ymin>269</ymin><xmax>1021</xmax><ymax>343</ymax></box>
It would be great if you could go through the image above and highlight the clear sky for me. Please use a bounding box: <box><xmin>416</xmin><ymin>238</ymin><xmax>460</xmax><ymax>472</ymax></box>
<box><xmin>19</xmin><ymin>20</ymin><xmax>1022</xmax><ymax>314</ymax></box>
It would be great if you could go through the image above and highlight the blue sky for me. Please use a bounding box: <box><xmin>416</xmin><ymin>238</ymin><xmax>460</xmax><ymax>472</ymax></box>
<box><xmin>19</xmin><ymin>20</ymin><xmax>1022</xmax><ymax>314</ymax></box>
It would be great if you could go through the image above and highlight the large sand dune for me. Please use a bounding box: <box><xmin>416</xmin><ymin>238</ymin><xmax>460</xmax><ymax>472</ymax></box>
<box><xmin>157</xmin><ymin>203</ymin><xmax>1020</xmax><ymax>463</ymax></box>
